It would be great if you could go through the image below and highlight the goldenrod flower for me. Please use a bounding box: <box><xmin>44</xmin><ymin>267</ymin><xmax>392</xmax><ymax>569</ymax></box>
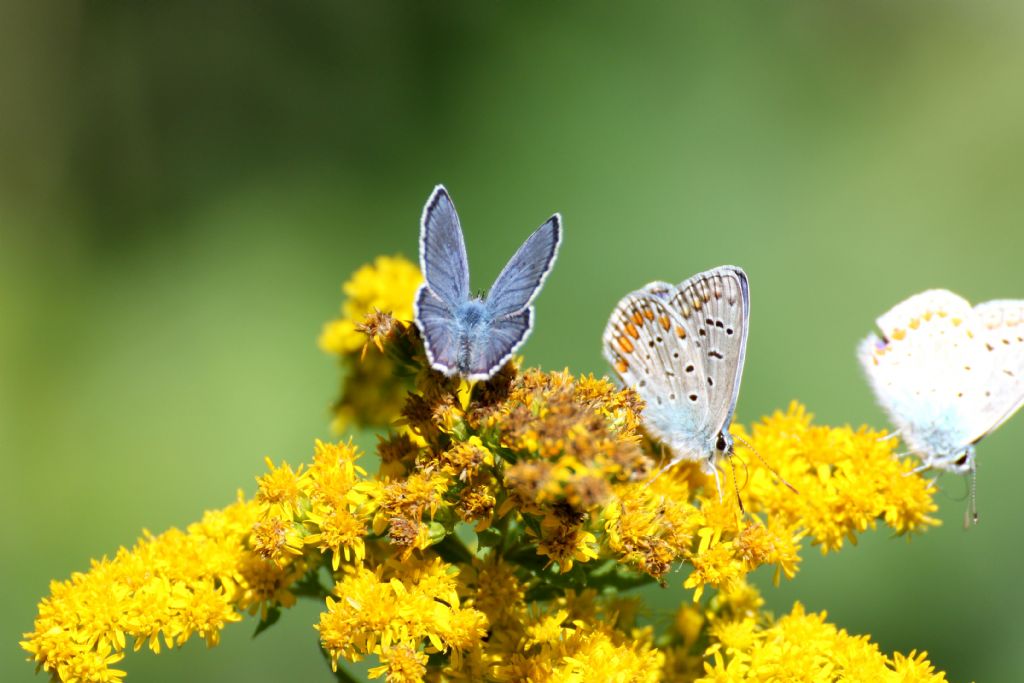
<box><xmin>22</xmin><ymin>496</ymin><xmax>261</xmax><ymax>680</ymax></box>
<box><xmin>318</xmin><ymin>255</ymin><xmax>422</xmax><ymax>355</ymax></box>
<box><xmin>320</xmin><ymin>255</ymin><xmax>424</xmax><ymax>431</ymax></box>
<box><xmin>23</xmin><ymin>257</ymin><xmax>956</xmax><ymax>682</ymax></box>
<box><xmin>695</xmin><ymin>601</ymin><xmax>949</xmax><ymax>682</ymax></box>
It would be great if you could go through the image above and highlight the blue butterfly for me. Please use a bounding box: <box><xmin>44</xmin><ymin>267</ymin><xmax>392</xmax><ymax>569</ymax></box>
<box><xmin>414</xmin><ymin>185</ymin><xmax>562</xmax><ymax>381</ymax></box>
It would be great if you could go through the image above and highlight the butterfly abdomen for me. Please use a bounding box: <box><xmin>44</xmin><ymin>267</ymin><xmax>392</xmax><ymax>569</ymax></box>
<box><xmin>454</xmin><ymin>299</ymin><xmax>491</xmax><ymax>374</ymax></box>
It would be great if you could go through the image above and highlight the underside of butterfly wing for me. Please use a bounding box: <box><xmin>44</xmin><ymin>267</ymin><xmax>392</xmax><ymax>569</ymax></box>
<box><xmin>967</xmin><ymin>299</ymin><xmax>1024</xmax><ymax>438</ymax></box>
<box><xmin>603</xmin><ymin>291</ymin><xmax>714</xmax><ymax>460</ymax></box>
<box><xmin>859</xmin><ymin>289</ymin><xmax>984</xmax><ymax>460</ymax></box>
<box><xmin>665</xmin><ymin>266</ymin><xmax>749</xmax><ymax>437</ymax></box>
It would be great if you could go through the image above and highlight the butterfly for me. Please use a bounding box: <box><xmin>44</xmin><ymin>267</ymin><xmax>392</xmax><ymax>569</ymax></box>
<box><xmin>414</xmin><ymin>185</ymin><xmax>562</xmax><ymax>381</ymax></box>
<box><xmin>859</xmin><ymin>290</ymin><xmax>1024</xmax><ymax>486</ymax></box>
<box><xmin>603</xmin><ymin>266</ymin><xmax>750</xmax><ymax>491</ymax></box>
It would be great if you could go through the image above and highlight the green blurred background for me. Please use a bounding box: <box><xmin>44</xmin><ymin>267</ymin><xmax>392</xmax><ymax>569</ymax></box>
<box><xmin>4</xmin><ymin>2</ymin><xmax>1023</xmax><ymax>681</ymax></box>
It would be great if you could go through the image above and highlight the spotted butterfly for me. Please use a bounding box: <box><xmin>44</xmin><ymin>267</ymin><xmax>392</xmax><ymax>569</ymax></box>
<box><xmin>603</xmin><ymin>266</ymin><xmax>750</xmax><ymax>487</ymax></box>
<box><xmin>859</xmin><ymin>289</ymin><xmax>1024</xmax><ymax>477</ymax></box>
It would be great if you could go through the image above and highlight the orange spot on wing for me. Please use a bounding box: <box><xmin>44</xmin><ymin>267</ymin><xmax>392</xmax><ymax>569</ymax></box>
<box><xmin>952</xmin><ymin>318</ymin><xmax>962</xmax><ymax>327</ymax></box>
<box><xmin>693</xmin><ymin>298</ymin><xmax>702</xmax><ymax>311</ymax></box>
<box><xmin>909</xmin><ymin>318</ymin><xmax>920</xmax><ymax>330</ymax></box>
<box><xmin>643</xmin><ymin>308</ymin><xmax>654</xmax><ymax>320</ymax></box>
<box><xmin>632</xmin><ymin>312</ymin><xmax>644</xmax><ymax>325</ymax></box>
<box><xmin>625</xmin><ymin>323</ymin><xmax>640</xmax><ymax>339</ymax></box>
<box><xmin>923</xmin><ymin>310</ymin><xmax>934</xmax><ymax>321</ymax></box>
<box><xmin>676</xmin><ymin>326</ymin><xmax>687</xmax><ymax>339</ymax></box>
<box><xmin>615</xmin><ymin>359</ymin><xmax>629</xmax><ymax>374</ymax></box>
<box><xmin>892</xmin><ymin>328</ymin><xmax>906</xmax><ymax>341</ymax></box>
<box><xmin>659</xmin><ymin>315</ymin><xmax>671</xmax><ymax>331</ymax></box>
<box><xmin>618</xmin><ymin>336</ymin><xmax>634</xmax><ymax>354</ymax></box>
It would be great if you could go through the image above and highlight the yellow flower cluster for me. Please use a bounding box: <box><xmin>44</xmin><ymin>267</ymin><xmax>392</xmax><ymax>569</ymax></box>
<box><xmin>318</xmin><ymin>557</ymin><xmax>487</xmax><ymax>680</ymax></box>
<box><xmin>20</xmin><ymin>495</ymin><xmax>292</xmax><ymax>683</ymax></box>
<box><xmin>21</xmin><ymin>257</ymin><xmax>955</xmax><ymax>682</ymax></box>
<box><xmin>733</xmin><ymin>403</ymin><xmax>940</xmax><ymax>551</ymax></box>
<box><xmin>661</xmin><ymin>578</ymin><xmax>947</xmax><ymax>682</ymax></box>
<box><xmin>602</xmin><ymin>402</ymin><xmax>939</xmax><ymax>601</ymax></box>
<box><xmin>699</xmin><ymin>601</ymin><xmax>947</xmax><ymax>682</ymax></box>
<box><xmin>319</xmin><ymin>254</ymin><xmax>423</xmax><ymax>356</ymax></box>
<box><xmin>319</xmin><ymin>254</ymin><xmax>424</xmax><ymax>431</ymax></box>
<box><xmin>254</xmin><ymin>440</ymin><xmax>369</xmax><ymax>570</ymax></box>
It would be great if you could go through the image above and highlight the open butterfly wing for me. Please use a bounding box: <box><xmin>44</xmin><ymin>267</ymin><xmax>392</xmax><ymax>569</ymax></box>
<box><xmin>419</xmin><ymin>185</ymin><xmax>470</xmax><ymax>309</ymax></box>
<box><xmin>464</xmin><ymin>309</ymin><xmax>533</xmax><ymax>381</ymax></box>
<box><xmin>414</xmin><ymin>285</ymin><xmax>461</xmax><ymax>376</ymax></box>
<box><xmin>665</xmin><ymin>267</ymin><xmax>749</xmax><ymax>437</ymax></box>
<box><xmin>485</xmin><ymin>215</ymin><xmax>562</xmax><ymax>320</ymax></box>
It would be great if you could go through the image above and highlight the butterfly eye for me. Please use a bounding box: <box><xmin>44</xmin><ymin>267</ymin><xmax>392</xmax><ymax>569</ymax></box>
<box><xmin>954</xmin><ymin>453</ymin><xmax>969</xmax><ymax>467</ymax></box>
<box><xmin>716</xmin><ymin>434</ymin><xmax>727</xmax><ymax>452</ymax></box>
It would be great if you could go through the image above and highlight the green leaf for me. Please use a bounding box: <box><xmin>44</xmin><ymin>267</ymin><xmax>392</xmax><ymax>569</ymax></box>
<box><xmin>252</xmin><ymin>605</ymin><xmax>282</xmax><ymax>638</ymax></box>
<box><xmin>292</xmin><ymin>565</ymin><xmax>332</xmax><ymax>599</ymax></box>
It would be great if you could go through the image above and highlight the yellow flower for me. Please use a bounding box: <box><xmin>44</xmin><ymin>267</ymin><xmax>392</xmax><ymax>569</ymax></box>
<box><xmin>318</xmin><ymin>255</ymin><xmax>422</xmax><ymax>355</ymax></box>
<box><xmin>21</xmin><ymin>495</ymin><xmax>262</xmax><ymax>680</ymax></box>
<box><xmin>534</xmin><ymin>509</ymin><xmax>599</xmax><ymax>573</ymax></box>
<box><xmin>316</xmin><ymin>557</ymin><xmax>487</xmax><ymax>673</ymax></box>
<box><xmin>693</xmin><ymin>601</ymin><xmax>950</xmax><ymax>682</ymax></box>
<box><xmin>254</xmin><ymin>457</ymin><xmax>306</xmax><ymax>519</ymax></box>
<box><xmin>368</xmin><ymin>644</ymin><xmax>428</xmax><ymax>682</ymax></box>
<box><xmin>733</xmin><ymin>402</ymin><xmax>940</xmax><ymax>552</ymax></box>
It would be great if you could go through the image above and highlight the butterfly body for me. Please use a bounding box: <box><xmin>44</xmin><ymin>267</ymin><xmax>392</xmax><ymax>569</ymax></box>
<box><xmin>642</xmin><ymin>401</ymin><xmax>732</xmax><ymax>473</ymax></box>
<box><xmin>859</xmin><ymin>289</ymin><xmax>1024</xmax><ymax>474</ymax></box>
<box><xmin>603</xmin><ymin>266</ymin><xmax>749</xmax><ymax>477</ymax></box>
<box><xmin>414</xmin><ymin>185</ymin><xmax>560</xmax><ymax>381</ymax></box>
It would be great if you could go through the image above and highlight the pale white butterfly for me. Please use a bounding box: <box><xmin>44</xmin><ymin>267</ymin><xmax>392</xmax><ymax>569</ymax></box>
<box><xmin>603</xmin><ymin>266</ymin><xmax>750</xmax><ymax>495</ymax></box>
<box><xmin>859</xmin><ymin>289</ymin><xmax>1024</xmax><ymax>521</ymax></box>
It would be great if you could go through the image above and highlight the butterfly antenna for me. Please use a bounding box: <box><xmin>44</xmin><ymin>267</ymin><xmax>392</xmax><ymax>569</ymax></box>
<box><xmin>735</xmin><ymin>434</ymin><xmax>798</xmax><ymax>494</ymax></box>
<box><xmin>727</xmin><ymin>456</ymin><xmax>745</xmax><ymax>515</ymax></box>
<box><xmin>965</xmin><ymin>462</ymin><xmax>979</xmax><ymax>528</ymax></box>
<box><xmin>733</xmin><ymin>450</ymin><xmax>751</xmax><ymax>492</ymax></box>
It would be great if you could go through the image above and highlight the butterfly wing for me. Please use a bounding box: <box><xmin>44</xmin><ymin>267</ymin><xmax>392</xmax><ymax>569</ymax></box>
<box><xmin>485</xmin><ymin>215</ymin><xmax>562</xmax><ymax>319</ymax></box>
<box><xmin>603</xmin><ymin>291</ymin><xmax>712</xmax><ymax>459</ymax></box>
<box><xmin>414</xmin><ymin>286</ymin><xmax>462</xmax><ymax>375</ymax></box>
<box><xmin>419</xmin><ymin>185</ymin><xmax>470</xmax><ymax>309</ymax></box>
<box><xmin>964</xmin><ymin>299</ymin><xmax>1024</xmax><ymax>438</ymax></box>
<box><xmin>664</xmin><ymin>266</ymin><xmax>750</xmax><ymax>436</ymax></box>
<box><xmin>858</xmin><ymin>289</ymin><xmax>980</xmax><ymax>457</ymax></box>
<box><xmin>463</xmin><ymin>308</ymin><xmax>533</xmax><ymax>382</ymax></box>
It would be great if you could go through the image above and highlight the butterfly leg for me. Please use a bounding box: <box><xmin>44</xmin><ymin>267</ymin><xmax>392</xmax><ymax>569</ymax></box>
<box><xmin>644</xmin><ymin>456</ymin><xmax>680</xmax><ymax>489</ymax></box>
<box><xmin>877</xmin><ymin>429</ymin><xmax>902</xmax><ymax>443</ymax></box>
<box><xmin>902</xmin><ymin>459</ymin><xmax>932</xmax><ymax>477</ymax></box>
<box><xmin>711</xmin><ymin>461</ymin><xmax>724</xmax><ymax>503</ymax></box>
